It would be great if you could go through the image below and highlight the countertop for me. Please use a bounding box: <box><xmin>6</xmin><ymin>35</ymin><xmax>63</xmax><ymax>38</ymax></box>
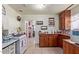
<box><xmin>63</xmin><ymin>39</ymin><xmax>79</xmax><ymax>47</ymax></box>
<box><xmin>2</xmin><ymin>38</ymin><xmax>19</xmax><ymax>49</ymax></box>
<box><xmin>57</xmin><ymin>33</ymin><xmax>70</xmax><ymax>36</ymax></box>
<box><xmin>2</xmin><ymin>34</ymin><xmax>26</xmax><ymax>49</ymax></box>
<box><xmin>39</xmin><ymin>33</ymin><xmax>70</xmax><ymax>37</ymax></box>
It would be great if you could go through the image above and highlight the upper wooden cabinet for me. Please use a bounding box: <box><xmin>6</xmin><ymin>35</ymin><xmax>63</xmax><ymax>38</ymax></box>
<box><xmin>59</xmin><ymin>10</ymin><xmax>71</xmax><ymax>30</ymax></box>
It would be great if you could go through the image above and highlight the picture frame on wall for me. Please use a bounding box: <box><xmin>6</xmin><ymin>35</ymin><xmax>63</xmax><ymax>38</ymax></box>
<box><xmin>48</xmin><ymin>18</ymin><xmax>55</xmax><ymax>26</ymax></box>
<box><xmin>41</xmin><ymin>26</ymin><xmax>47</xmax><ymax>30</ymax></box>
<box><xmin>36</xmin><ymin>21</ymin><xmax>43</xmax><ymax>25</ymax></box>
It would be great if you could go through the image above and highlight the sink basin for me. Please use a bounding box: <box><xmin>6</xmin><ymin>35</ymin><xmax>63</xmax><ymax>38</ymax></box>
<box><xmin>2</xmin><ymin>36</ymin><xmax>15</xmax><ymax>43</ymax></box>
<box><xmin>2</xmin><ymin>37</ymin><xmax>17</xmax><ymax>43</ymax></box>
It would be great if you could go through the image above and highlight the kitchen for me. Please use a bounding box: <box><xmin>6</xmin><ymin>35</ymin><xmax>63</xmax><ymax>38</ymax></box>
<box><xmin>2</xmin><ymin>4</ymin><xmax>79</xmax><ymax>54</ymax></box>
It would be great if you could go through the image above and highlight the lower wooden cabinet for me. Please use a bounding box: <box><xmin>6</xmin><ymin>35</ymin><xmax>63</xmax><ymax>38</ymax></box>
<box><xmin>74</xmin><ymin>46</ymin><xmax>79</xmax><ymax>54</ymax></box>
<box><xmin>63</xmin><ymin>40</ymin><xmax>79</xmax><ymax>54</ymax></box>
<box><xmin>44</xmin><ymin>36</ymin><xmax>49</xmax><ymax>47</ymax></box>
<box><xmin>39</xmin><ymin>34</ymin><xmax>70</xmax><ymax>47</ymax></box>
<box><xmin>57</xmin><ymin>34</ymin><xmax>70</xmax><ymax>48</ymax></box>
<box><xmin>63</xmin><ymin>40</ymin><xmax>74</xmax><ymax>54</ymax></box>
<box><xmin>39</xmin><ymin>34</ymin><xmax>57</xmax><ymax>47</ymax></box>
<box><xmin>39</xmin><ymin>34</ymin><xmax>48</xmax><ymax>47</ymax></box>
<box><xmin>48</xmin><ymin>35</ymin><xmax>57</xmax><ymax>47</ymax></box>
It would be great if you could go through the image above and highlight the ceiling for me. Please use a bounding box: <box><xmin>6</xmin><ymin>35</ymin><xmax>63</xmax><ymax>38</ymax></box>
<box><xmin>9</xmin><ymin>4</ymin><xmax>72</xmax><ymax>15</ymax></box>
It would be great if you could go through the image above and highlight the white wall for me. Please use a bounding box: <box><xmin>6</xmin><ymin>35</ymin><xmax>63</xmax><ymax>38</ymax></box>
<box><xmin>71</xmin><ymin>5</ymin><xmax>79</xmax><ymax>30</ymax></box>
<box><xmin>71</xmin><ymin>5</ymin><xmax>79</xmax><ymax>16</ymax></box>
<box><xmin>21</xmin><ymin>15</ymin><xmax>59</xmax><ymax>43</ymax></box>
<box><xmin>2</xmin><ymin>4</ymin><xmax>21</xmax><ymax>34</ymax></box>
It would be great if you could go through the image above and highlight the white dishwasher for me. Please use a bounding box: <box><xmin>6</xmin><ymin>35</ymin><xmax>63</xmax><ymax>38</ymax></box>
<box><xmin>15</xmin><ymin>35</ymin><xmax>27</xmax><ymax>54</ymax></box>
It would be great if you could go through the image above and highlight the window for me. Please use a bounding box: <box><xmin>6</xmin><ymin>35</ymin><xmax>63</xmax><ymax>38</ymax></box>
<box><xmin>71</xmin><ymin>13</ymin><xmax>79</xmax><ymax>30</ymax></box>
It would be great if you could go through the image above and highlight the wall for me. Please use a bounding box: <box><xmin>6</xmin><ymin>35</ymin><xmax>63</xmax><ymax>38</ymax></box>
<box><xmin>21</xmin><ymin>15</ymin><xmax>59</xmax><ymax>43</ymax></box>
<box><xmin>2</xmin><ymin>4</ymin><xmax>21</xmax><ymax>34</ymax></box>
<box><xmin>71</xmin><ymin>5</ymin><xmax>79</xmax><ymax>30</ymax></box>
<box><xmin>71</xmin><ymin>5</ymin><xmax>79</xmax><ymax>16</ymax></box>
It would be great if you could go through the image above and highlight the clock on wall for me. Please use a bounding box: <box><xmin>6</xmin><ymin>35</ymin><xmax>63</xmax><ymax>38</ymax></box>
<box><xmin>17</xmin><ymin>16</ymin><xmax>21</xmax><ymax>21</ymax></box>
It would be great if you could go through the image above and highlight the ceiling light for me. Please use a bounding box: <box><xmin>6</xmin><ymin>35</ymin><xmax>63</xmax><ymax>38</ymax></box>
<box><xmin>34</xmin><ymin>4</ymin><xmax>45</xmax><ymax>10</ymax></box>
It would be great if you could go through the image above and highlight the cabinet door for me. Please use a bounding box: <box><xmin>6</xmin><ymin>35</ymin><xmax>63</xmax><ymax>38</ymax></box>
<box><xmin>58</xmin><ymin>35</ymin><xmax>70</xmax><ymax>48</ymax></box>
<box><xmin>39</xmin><ymin>36</ymin><xmax>45</xmax><ymax>47</ymax></box>
<box><xmin>48</xmin><ymin>35</ymin><xmax>53</xmax><ymax>47</ymax></box>
<box><xmin>74</xmin><ymin>46</ymin><xmax>79</xmax><ymax>54</ymax></box>
<box><xmin>53</xmin><ymin>35</ymin><xmax>57</xmax><ymax>46</ymax></box>
<box><xmin>59</xmin><ymin>10</ymin><xmax>71</xmax><ymax>30</ymax></box>
<box><xmin>39</xmin><ymin>35</ymin><xmax>48</xmax><ymax>47</ymax></box>
<box><xmin>68</xmin><ymin>44</ymin><xmax>75</xmax><ymax>54</ymax></box>
<box><xmin>44</xmin><ymin>35</ymin><xmax>49</xmax><ymax>47</ymax></box>
<box><xmin>59</xmin><ymin>12</ymin><xmax>65</xmax><ymax>30</ymax></box>
<box><xmin>49</xmin><ymin>35</ymin><xmax>57</xmax><ymax>47</ymax></box>
<box><xmin>9</xmin><ymin>43</ymin><xmax>15</xmax><ymax>54</ymax></box>
<box><xmin>2</xmin><ymin>47</ymin><xmax>9</xmax><ymax>54</ymax></box>
<box><xmin>65</xmin><ymin>10</ymin><xmax>71</xmax><ymax>30</ymax></box>
<box><xmin>63</xmin><ymin>41</ymin><xmax>68</xmax><ymax>54</ymax></box>
<box><xmin>61</xmin><ymin>12</ymin><xmax>65</xmax><ymax>30</ymax></box>
<box><xmin>63</xmin><ymin>41</ymin><xmax>75</xmax><ymax>54</ymax></box>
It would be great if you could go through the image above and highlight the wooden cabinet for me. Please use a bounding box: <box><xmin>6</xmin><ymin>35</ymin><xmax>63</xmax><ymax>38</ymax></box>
<box><xmin>74</xmin><ymin>46</ymin><xmax>79</xmax><ymax>54</ymax></box>
<box><xmin>39</xmin><ymin>35</ymin><xmax>45</xmax><ymax>47</ymax></box>
<box><xmin>63</xmin><ymin>41</ymin><xmax>75</xmax><ymax>54</ymax></box>
<box><xmin>57</xmin><ymin>35</ymin><xmax>63</xmax><ymax>47</ymax></box>
<box><xmin>39</xmin><ymin>34</ymin><xmax>48</xmax><ymax>47</ymax></box>
<box><xmin>39</xmin><ymin>34</ymin><xmax>57</xmax><ymax>47</ymax></box>
<box><xmin>59</xmin><ymin>11</ymin><xmax>65</xmax><ymax>30</ymax></box>
<box><xmin>44</xmin><ymin>36</ymin><xmax>49</xmax><ymax>47</ymax></box>
<box><xmin>39</xmin><ymin>34</ymin><xmax>70</xmax><ymax>47</ymax></box>
<box><xmin>57</xmin><ymin>34</ymin><xmax>70</xmax><ymax>48</ymax></box>
<box><xmin>63</xmin><ymin>40</ymin><xmax>79</xmax><ymax>54</ymax></box>
<box><xmin>48</xmin><ymin>34</ymin><xmax>57</xmax><ymax>47</ymax></box>
<box><xmin>59</xmin><ymin>10</ymin><xmax>71</xmax><ymax>30</ymax></box>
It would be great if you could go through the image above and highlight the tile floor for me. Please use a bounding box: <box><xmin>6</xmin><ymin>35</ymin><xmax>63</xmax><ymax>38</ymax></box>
<box><xmin>24</xmin><ymin>38</ymin><xmax>63</xmax><ymax>54</ymax></box>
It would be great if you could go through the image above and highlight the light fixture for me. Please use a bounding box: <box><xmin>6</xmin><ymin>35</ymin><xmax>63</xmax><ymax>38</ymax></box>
<box><xmin>34</xmin><ymin>4</ymin><xmax>45</xmax><ymax>10</ymax></box>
